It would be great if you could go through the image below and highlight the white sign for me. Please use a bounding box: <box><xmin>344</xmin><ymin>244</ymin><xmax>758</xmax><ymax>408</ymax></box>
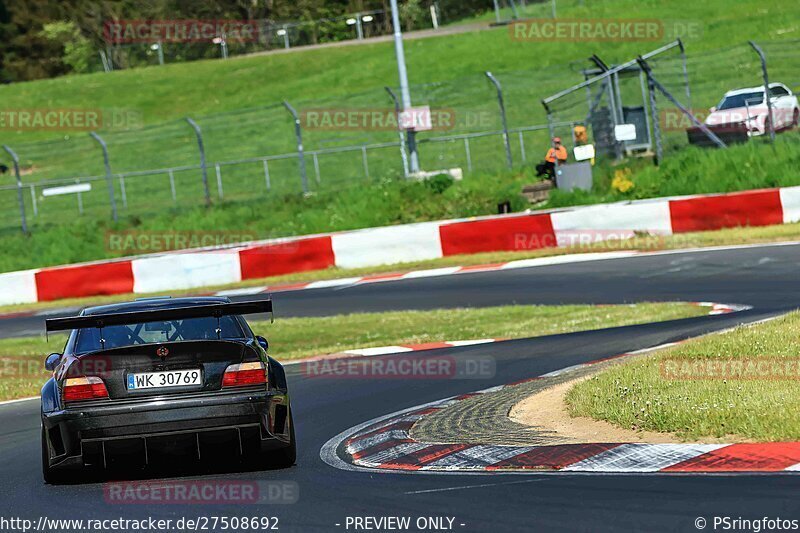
<box><xmin>42</xmin><ymin>183</ymin><xmax>92</xmax><ymax>197</ymax></box>
<box><xmin>573</xmin><ymin>144</ymin><xmax>596</xmax><ymax>162</ymax></box>
<box><xmin>614</xmin><ymin>124</ymin><xmax>638</xmax><ymax>142</ymax></box>
<box><xmin>399</xmin><ymin>106</ymin><xmax>432</xmax><ymax>132</ymax></box>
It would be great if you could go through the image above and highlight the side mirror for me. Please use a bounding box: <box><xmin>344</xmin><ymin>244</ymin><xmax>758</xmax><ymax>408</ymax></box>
<box><xmin>45</xmin><ymin>353</ymin><xmax>61</xmax><ymax>371</ymax></box>
<box><xmin>709</xmin><ymin>107</ymin><xmax>717</xmax><ymax>113</ymax></box>
<box><xmin>256</xmin><ymin>336</ymin><xmax>269</xmax><ymax>351</ymax></box>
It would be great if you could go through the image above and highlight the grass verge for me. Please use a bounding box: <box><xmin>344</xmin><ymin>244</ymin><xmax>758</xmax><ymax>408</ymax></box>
<box><xmin>566</xmin><ymin>312</ymin><xmax>800</xmax><ymax>442</ymax></box>
<box><xmin>2</xmin><ymin>221</ymin><xmax>798</xmax><ymax>316</ymax></box>
<box><xmin>0</xmin><ymin>302</ymin><xmax>706</xmax><ymax>402</ymax></box>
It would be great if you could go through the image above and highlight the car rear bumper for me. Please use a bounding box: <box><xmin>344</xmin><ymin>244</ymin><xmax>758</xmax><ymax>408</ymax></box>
<box><xmin>42</xmin><ymin>388</ymin><xmax>291</xmax><ymax>469</ymax></box>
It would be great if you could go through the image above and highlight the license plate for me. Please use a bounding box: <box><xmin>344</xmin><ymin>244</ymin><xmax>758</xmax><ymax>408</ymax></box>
<box><xmin>127</xmin><ymin>369</ymin><xmax>202</xmax><ymax>390</ymax></box>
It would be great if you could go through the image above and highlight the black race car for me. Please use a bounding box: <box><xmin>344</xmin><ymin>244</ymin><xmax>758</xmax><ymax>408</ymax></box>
<box><xmin>40</xmin><ymin>296</ymin><xmax>295</xmax><ymax>483</ymax></box>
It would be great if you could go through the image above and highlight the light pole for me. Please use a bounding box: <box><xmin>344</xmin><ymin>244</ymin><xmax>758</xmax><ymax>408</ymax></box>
<box><xmin>389</xmin><ymin>0</ymin><xmax>420</xmax><ymax>173</ymax></box>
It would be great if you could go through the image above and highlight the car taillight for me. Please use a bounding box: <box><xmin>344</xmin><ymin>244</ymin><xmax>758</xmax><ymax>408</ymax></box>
<box><xmin>62</xmin><ymin>376</ymin><xmax>109</xmax><ymax>403</ymax></box>
<box><xmin>222</xmin><ymin>362</ymin><xmax>267</xmax><ymax>388</ymax></box>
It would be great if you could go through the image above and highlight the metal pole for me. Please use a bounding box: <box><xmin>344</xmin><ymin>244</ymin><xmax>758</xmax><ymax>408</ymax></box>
<box><xmin>464</xmin><ymin>138</ymin><xmax>473</xmax><ymax>172</ymax></box>
<box><xmin>749</xmin><ymin>41</ymin><xmax>775</xmax><ymax>143</ymax></box>
<box><xmin>88</xmin><ymin>131</ymin><xmax>118</xmax><ymax>222</ymax></box>
<box><xmin>282</xmin><ymin>25</ymin><xmax>290</xmax><ymax>49</ymax></box>
<box><xmin>157</xmin><ymin>40</ymin><xmax>164</xmax><ymax>65</ymax></box>
<box><xmin>486</xmin><ymin>72</ymin><xmax>513</xmax><ymax>168</ymax></box>
<box><xmin>678</xmin><ymin>39</ymin><xmax>692</xmax><ymax>111</ymax></box>
<box><xmin>508</xmin><ymin>0</ymin><xmax>520</xmax><ymax>19</ymax></box>
<box><xmin>185</xmin><ymin>118</ymin><xmax>212</xmax><ymax>206</ymax></box>
<box><xmin>30</xmin><ymin>184</ymin><xmax>38</xmax><ymax>216</ymax></box>
<box><xmin>2</xmin><ymin>145</ymin><xmax>28</xmax><ymax>234</ymax></box>
<box><xmin>385</xmin><ymin>86</ymin><xmax>410</xmax><ymax>177</ymax></box>
<box><xmin>215</xmin><ymin>163</ymin><xmax>223</xmax><ymax>198</ymax></box>
<box><xmin>606</xmin><ymin>77</ymin><xmax>623</xmax><ymax>160</ymax></box>
<box><xmin>639</xmin><ymin>69</ymin><xmax>653</xmax><ymax>149</ymax></box>
<box><xmin>168</xmin><ymin>170</ymin><xmax>177</xmax><ymax>202</ymax></box>
<box><xmin>313</xmin><ymin>153</ymin><xmax>321</xmax><ymax>184</ymax></box>
<box><xmin>646</xmin><ymin>74</ymin><xmax>663</xmax><ymax>166</ymax></box>
<box><xmin>637</xmin><ymin>57</ymin><xmax>726</xmax><ymax>149</ymax></box>
<box><xmin>356</xmin><ymin>14</ymin><xmax>364</xmax><ymax>40</ymax></box>
<box><xmin>551</xmin><ymin>0</ymin><xmax>557</xmax><ymax>18</ymax></box>
<box><xmin>389</xmin><ymin>0</ymin><xmax>420</xmax><ymax>173</ymax></box>
<box><xmin>361</xmin><ymin>146</ymin><xmax>370</xmax><ymax>180</ymax></box>
<box><xmin>492</xmin><ymin>0</ymin><xmax>502</xmax><ymax>24</ymax></box>
<box><xmin>119</xmin><ymin>175</ymin><xmax>127</xmax><ymax>208</ymax></box>
<box><xmin>263</xmin><ymin>160</ymin><xmax>271</xmax><ymax>191</ymax></box>
<box><xmin>282</xmin><ymin>101</ymin><xmax>309</xmax><ymax>194</ymax></box>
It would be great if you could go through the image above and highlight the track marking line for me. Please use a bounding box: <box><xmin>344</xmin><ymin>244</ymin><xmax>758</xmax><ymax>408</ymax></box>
<box><xmin>403</xmin><ymin>478</ymin><xmax>545</xmax><ymax>495</ymax></box>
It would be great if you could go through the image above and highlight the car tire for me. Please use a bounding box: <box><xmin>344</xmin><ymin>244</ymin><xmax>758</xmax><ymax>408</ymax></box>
<box><xmin>41</xmin><ymin>426</ymin><xmax>65</xmax><ymax>485</ymax></box>
<box><xmin>793</xmin><ymin>109</ymin><xmax>799</xmax><ymax>128</ymax></box>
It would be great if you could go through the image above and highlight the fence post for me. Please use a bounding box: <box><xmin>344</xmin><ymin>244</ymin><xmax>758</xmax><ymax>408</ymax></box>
<box><xmin>677</xmin><ymin>39</ymin><xmax>692</xmax><ymax>112</ymax></box>
<box><xmin>88</xmin><ymin>132</ymin><xmax>119</xmax><ymax>223</ymax></box>
<box><xmin>185</xmin><ymin>118</ymin><xmax>212</xmax><ymax>206</ymax></box>
<box><xmin>645</xmin><ymin>72</ymin><xmax>664</xmax><ymax>166</ymax></box>
<box><xmin>30</xmin><ymin>185</ymin><xmax>38</xmax><ymax>216</ymax></box>
<box><xmin>749</xmin><ymin>41</ymin><xmax>775</xmax><ymax>143</ymax></box>
<box><xmin>282</xmin><ymin>101</ymin><xmax>309</xmax><ymax>194</ymax></box>
<box><xmin>385</xmin><ymin>86</ymin><xmax>410</xmax><ymax>177</ymax></box>
<box><xmin>2</xmin><ymin>145</ymin><xmax>28</xmax><ymax>234</ymax></box>
<box><xmin>485</xmin><ymin>72</ymin><xmax>513</xmax><ymax>169</ymax></box>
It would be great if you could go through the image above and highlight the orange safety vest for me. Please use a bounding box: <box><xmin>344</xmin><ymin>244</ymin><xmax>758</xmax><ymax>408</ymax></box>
<box><xmin>546</xmin><ymin>145</ymin><xmax>568</xmax><ymax>163</ymax></box>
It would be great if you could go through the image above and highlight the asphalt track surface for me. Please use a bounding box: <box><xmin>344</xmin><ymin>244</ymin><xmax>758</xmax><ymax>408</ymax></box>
<box><xmin>1</xmin><ymin>243</ymin><xmax>799</xmax><ymax>532</ymax></box>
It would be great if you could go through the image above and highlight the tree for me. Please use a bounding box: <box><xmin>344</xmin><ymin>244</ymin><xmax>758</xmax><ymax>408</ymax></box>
<box><xmin>40</xmin><ymin>20</ymin><xmax>94</xmax><ymax>73</ymax></box>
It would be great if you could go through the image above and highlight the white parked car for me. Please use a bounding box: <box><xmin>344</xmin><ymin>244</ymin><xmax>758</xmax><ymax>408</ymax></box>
<box><xmin>705</xmin><ymin>83</ymin><xmax>799</xmax><ymax>136</ymax></box>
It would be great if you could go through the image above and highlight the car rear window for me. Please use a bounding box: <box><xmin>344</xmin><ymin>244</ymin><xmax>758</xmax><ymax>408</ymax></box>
<box><xmin>74</xmin><ymin>316</ymin><xmax>247</xmax><ymax>354</ymax></box>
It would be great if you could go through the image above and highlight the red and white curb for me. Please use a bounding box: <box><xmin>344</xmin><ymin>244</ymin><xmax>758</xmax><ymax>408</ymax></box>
<box><xmin>325</xmin><ymin>377</ymin><xmax>800</xmax><ymax>474</ymax></box>
<box><xmin>321</xmin><ymin>326</ymin><xmax>800</xmax><ymax>475</ymax></box>
<box><xmin>3</xmin><ymin>184</ymin><xmax>800</xmax><ymax>306</ymax></box>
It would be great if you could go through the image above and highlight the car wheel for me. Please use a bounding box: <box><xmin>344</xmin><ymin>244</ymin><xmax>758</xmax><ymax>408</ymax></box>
<box><xmin>793</xmin><ymin>109</ymin><xmax>799</xmax><ymax>128</ymax></box>
<box><xmin>41</xmin><ymin>426</ymin><xmax>64</xmax><ymax>485</ymax></box>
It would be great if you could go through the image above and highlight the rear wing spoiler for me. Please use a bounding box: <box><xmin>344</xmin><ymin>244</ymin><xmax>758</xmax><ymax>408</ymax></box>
<box><xmin>45</xmin><ymin>299</ymin><xmax>273</xmax><ymax>334</ymax></box>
